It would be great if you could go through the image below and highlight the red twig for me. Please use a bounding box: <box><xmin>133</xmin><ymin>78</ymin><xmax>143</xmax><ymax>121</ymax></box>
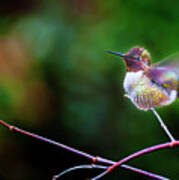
<box><xmin>92</xmin><ymin>141</ymin><xmax>179</xmax><ymax>179</ymax></box>
<box><xmin>0</xmin><ymin>120</ymin><xmax>171</xmax><ymax>180</ymax></box>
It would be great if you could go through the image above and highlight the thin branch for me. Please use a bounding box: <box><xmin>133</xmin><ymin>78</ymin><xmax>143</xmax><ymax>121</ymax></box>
<box><xmin>53</xmin><ymin>164</ymin><xmax>107</xmax><ymax>180</ymax></box>
<box><xmin>92</xmin><ymin>141</ymin><xmax>179</xmax><ymax>180</ymax></box>
<box><xmin>114</xmin><ymin>164</ymin><xmax>170</xmax><ymax>180</ymax></box>
<box><xmin>92</xmin><ymin>169</ymin><xmax>170</xmax><ymax>180</ymax></box>
<box><xmin>151</xmin><ymin>108</ymin><xmax>175</xmax><ymax>142</ymax></box>
<box><xmin>91</xmin><ymin>170</ymin><xmax>108</xmax><ymax>180</ymax></box>
<box><xmin>0</xmin><ymin>120</ymin><xmax>95</xmax><ymax>162</ymax></box>
<box><xmin>0</xmin><ymin>120</ymin><xmax>169</xmax><ymax>180</ymax></box>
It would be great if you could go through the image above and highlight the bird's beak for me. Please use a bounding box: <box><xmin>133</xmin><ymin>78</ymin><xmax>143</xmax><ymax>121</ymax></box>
<box><xmin>106</xmin><ymin>50</ymin><xmax>125</xmax><ymax>57</ymax></box>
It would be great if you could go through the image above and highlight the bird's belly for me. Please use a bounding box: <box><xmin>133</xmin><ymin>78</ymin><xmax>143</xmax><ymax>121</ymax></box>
<box><xmin>123</xmin><ymin>72</ymin><xmax>177</xmax><ymax>110</ymax></box>
<box><xmin>130</xmin><ymin>87</ymin><xmax>177</xmax><ymax>111</ymax></box>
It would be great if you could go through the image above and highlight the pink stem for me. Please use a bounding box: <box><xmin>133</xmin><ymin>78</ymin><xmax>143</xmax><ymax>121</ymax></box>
<box><xmin>0</xmin><ymin>120</ymin><xmax>171</xmax><ymax>180</ymax></box>
<box><xmin>107</xmin><ymin>140</ymin><xmax>179</xmax><ymax>174</ymax></box>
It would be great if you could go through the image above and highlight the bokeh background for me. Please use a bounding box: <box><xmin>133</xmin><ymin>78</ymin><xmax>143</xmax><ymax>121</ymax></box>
<box><xmin>0</xmin><ymin>0</ymin><xmax>178</xmax><ymax>179</ymax></box>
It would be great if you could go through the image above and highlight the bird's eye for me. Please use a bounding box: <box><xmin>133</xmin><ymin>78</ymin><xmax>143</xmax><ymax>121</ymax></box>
<box><xmin>135</xmin><ymin>56</ymin><xmax>140</xmax><ymax>61</ymax></box>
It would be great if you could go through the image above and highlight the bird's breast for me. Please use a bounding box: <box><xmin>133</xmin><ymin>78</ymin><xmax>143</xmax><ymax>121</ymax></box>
<box><xmin>123</xmin><ymin>71</ymin><xmax>177</xmax><ymax>110</ymax></box>
<box><xmin>123</xmin><ymin>71</ymin><xmax>144</xmax><ymax>94</ymax></box>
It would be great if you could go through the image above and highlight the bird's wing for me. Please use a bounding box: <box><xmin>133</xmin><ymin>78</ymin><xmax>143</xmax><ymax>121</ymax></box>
<box><xmin>153</xmin><ymin>53</ymin><xmax>179</xmax><ymax>77</ymax></box>
<box><xmin>146</xmin><ymin>54</ymin><xmax>179</xmax><ymax>97</ymax></box>
<box><xmin>145</xmin><ymin>67</ymin><xmax>178</xmax><ymax>96</ymax></box>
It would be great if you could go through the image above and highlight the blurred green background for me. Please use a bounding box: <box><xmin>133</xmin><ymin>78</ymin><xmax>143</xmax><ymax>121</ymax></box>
<box><xmin>0</xmin><ymin>0</ymin><xmax>178</xmax><ymax>179</ymax></box>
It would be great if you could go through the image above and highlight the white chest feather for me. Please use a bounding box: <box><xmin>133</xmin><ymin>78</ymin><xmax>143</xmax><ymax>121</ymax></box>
<box><xmin>123</xmin><ymin>71</ymin><xmax>144</xmax><ymax>94</ymax></box>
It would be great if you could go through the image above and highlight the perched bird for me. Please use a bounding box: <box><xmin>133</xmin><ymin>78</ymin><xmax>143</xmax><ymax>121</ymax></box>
<box><xmin>107</xmin><ymin>47</ymin><xmax>179</xmax><ymax>141</ymax></box>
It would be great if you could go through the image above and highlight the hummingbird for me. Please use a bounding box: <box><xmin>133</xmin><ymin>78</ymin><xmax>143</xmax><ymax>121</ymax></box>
<box><xmin>107</xmin><ymin>47</ymin><xmax>179</xmax><ymax>142</ymax></box>
<box><xmin>107</xmin><ymin>47</ymin><xmax>178</xmax><ymax>111</ymax></box>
